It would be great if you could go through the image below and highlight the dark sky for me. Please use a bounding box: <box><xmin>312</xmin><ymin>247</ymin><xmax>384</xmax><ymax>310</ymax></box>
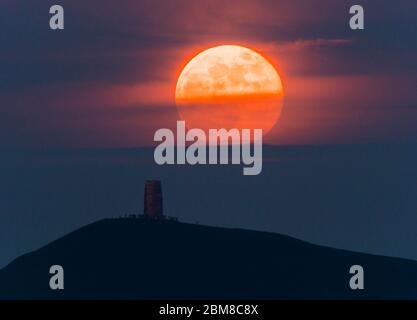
<box><xmin>1</xmin><ymin>0</ymin><xmax>417</xmax><ymax>148</ymax></box>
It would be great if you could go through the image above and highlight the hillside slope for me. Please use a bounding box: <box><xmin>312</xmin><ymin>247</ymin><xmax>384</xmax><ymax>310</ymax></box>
<box><xmin>1</xmin><ymin>218</ymin><xmax>417</xmax><ymax>299</ymax></box>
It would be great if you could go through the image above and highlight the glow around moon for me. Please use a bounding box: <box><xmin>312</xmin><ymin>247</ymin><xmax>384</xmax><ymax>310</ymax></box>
<box><xmin>175</xmin><ymin>45</ymin><xmax>284</xmax><ymax>136</ymax></box>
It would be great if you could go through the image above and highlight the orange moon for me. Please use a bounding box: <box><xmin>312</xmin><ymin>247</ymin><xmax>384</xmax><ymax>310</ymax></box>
<box><xmin>175</xmin><ymin>45</ymin><xmax>284</xmax><ymax>137</ymax></box>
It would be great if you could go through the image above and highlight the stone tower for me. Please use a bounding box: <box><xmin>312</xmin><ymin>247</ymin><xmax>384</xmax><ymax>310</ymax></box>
<box><xmin>143</xmin><ymin>180</ymin><xmax>163</xmax><ymax>219</ymax></box>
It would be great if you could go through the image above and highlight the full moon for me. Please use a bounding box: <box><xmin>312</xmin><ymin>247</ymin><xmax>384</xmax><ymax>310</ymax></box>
<box><xmin>175</xmin><ymin>45</ymin><xmax>284</xmax><ymax>137</ymax></box>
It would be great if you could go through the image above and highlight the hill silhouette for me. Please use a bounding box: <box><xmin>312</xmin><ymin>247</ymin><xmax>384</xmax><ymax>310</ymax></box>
<box><xmin>1</xmin><ymin>218</ymin><xmax>417</xmax><ymax>299</ymax></box>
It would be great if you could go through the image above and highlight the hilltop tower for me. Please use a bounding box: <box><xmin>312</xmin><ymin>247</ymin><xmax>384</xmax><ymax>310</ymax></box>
<box><xmin>144</xmin><ymin>180</ymin><xmax>163</xmax><ymax>219</ymax></box>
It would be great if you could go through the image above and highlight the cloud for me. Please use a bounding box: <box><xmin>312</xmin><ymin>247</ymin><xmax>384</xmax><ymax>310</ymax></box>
<box><xmin>281</xmin><ymin>38</ymin><xmax>353</xmax><ymax>50</ymax></box>
<box><xmin>1</xmin><ymin>0</ymin><xmax>416</xmax><ymax>89</ymax></box>
<box><xmin>1</xmin><ymin>0</ymin><xmax>416</xmax><ymax>148</ymax></box>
